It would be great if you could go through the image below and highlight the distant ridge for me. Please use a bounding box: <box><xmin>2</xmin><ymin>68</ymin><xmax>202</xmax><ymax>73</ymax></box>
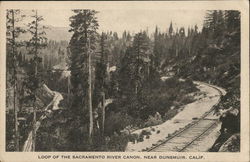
<box><xmin>18</xmin><ymin>25</ymin><xmax>72</xmax><ymax>42</ymax></box>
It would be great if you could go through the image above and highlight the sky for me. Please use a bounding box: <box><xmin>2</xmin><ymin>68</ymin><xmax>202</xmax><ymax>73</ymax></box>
<box><xmin>20</xmin><ymin>9</ymin><xmax>207</xmax><ymax>36</ymax></box>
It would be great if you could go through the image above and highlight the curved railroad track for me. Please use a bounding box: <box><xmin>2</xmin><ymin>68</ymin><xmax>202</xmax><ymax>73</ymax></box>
<box><xmin>147</xmin><ymin>82</ymin><xmax>225</xmax><ymax>152</ymax></box>
<box><xmin>23</xmin><ymin>88</ymin><xmax>63</xmax><ymax>152</ymax></box>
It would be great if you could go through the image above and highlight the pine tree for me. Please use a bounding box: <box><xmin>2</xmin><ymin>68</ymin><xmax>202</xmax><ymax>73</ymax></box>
<box><xmin>26</xmin><ymin>10</ymin><xmax>47</xmax><ymax>151</ymax></box>
<box><xmin>132</xmin><ymin>31</ymin><xmax>151</xmax><ymax>95</ymax></box>
<box><xmin>119</xmin><ymin>46</ymin><xmax>135</xmax><ymax>97</ymax></box>
<box><xmin>94</xmin><ymin>32</ymin><xmax>108</xmax><ymax>135</ymax></box>
<box><xmin>224</xmin><ymin>11</ymin><xmax>240</xmax><ymax>51</ymax></box>
<box><xmin>153</xmin><ymin>26</ymin><xmax>160</xmax><ymax>70</ymax></box>
<box><xmin>179</xmin><ymin>27</ymin><xmax>185</xmax><ymax>38</ymax></box>
<box><xmin>6</xmin><ymin>9</ymin><xmax>25</xmax><ymax>151</ymax></box>
<box><xmin>68</xmin><ymin>10</ymin><xmax>99</xmax><ymax>144</ymax></box>
<box><xmin>194</xmin><ymin>24</ymin><xmax>198</xmax><ymax>34</ymax></box>
<box><xmin>169</xmin><ymin>21</ymin><xmax>174</xmax><ymax>37</ymax></box>
<box><xmin>204</xmin><ymin>10</ymin><xmax>226</xmax><ymax>41</ymax></box>
<box><xmin>95</xmin><ymin>33</ymin><xmax>108</xmax><ymax>96</ymax></box>
<box><xmin>225</xmin><ymin>10</ymin><xmax>240</xmax><ymax>32</ymax></box>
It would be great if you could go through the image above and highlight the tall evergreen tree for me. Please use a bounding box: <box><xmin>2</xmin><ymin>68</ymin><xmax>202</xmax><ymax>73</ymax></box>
<box><xmin>26</xmin><ymin>10</ymin><xmax>47</xmax><ymax>151</ymax></box>
<box><xmin>6</xmin><ymin>9</ymin><xmax>25</xmax><ymax>152</ymax></box>
<box><xmin>68</xmin><ymin>9</ymin><xmax>99</xmax><ymax>145</ymax></box>
<box><xmin>94</xmin><ymin>32</ymin><xmax>109</xmax><ymax>136</ymax></box>
<box><xmin>131</xmin><ymin>31</ymin><xmax>151</xmax><ymax>95</ymax></box>
<box><xmin>153</xmin><ymin>26</ymin><xmax>161</xmax><ymax>70</ymax></box>
<box><xmin>94</xmin><ymin>33</ymin><xmax>108</xmax><ymax>99</ymax></box>
<box><xmin>169</xmin><ymin>21</ymin><xmax>174</xmax><ymax>37</ymax></box>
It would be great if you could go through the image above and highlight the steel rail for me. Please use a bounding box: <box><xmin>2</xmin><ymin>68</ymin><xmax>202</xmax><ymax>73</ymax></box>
<box><xmin>147</xmin><ymin>82</ymin><xmax>224</xmax><ymax>152</ymax></box>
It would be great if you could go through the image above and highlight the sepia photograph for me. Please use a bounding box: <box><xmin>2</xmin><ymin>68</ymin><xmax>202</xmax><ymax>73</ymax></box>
<box><xmin>0</xmin><ymin>1</ymin><xmax>249</xmax><ymax>161</ymax></box>
<box><xmin>4</xmin><ymin>8</ymin><xmax>241</xmax><ymax>152</ymax></box>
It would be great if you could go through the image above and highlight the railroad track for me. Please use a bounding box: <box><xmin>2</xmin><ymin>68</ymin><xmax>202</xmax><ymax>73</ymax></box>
<box><xmin>23</xmin><ymin>89</ymin><xmax>63</xmax><ymax>151</ymax></box>
<box><xmin>147</xmin><ymin>82</ymin><xmax>225</xmax><ymax>152</ymax></box>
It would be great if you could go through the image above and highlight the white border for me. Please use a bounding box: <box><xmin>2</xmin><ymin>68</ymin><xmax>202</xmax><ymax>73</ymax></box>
<box><xmin>0</xmin><ymin>1</ymin><xmax>249</xmax><ymax>162</ymax></box>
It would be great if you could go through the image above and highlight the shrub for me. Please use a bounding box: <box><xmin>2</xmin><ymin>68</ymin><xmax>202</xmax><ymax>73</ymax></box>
<box><xmin>107</xmin><ymin>133</ymin><xmax>130</xmax><ymax>151</ymax></box>
<box><xmin>138</xmin><ymin>136</ymin><xmax>144</xmax><ymax>142</ymax></box>
<box><xmin>104</xmin><ymin>112</ymin><xmax>134</xmax><ymax>136</ymax></box>
<box><xmin>128</xmin><ymin>134</ymin><xmax>138</xmax><ymax>143</ymax></box>
<box><xmin>141</xmin><ymin>130</ymin><xmax>152</xmax><ymax>136</ymax></box>
<box><xmin>145</xmin><ymin>113</ymin><xmax>163</xmax><ymax>127</ymax></box>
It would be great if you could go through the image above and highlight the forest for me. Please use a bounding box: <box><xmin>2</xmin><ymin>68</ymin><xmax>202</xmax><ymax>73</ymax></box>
<box><xmin>6</xmin><ymin>10</ymin><xmax>240</xmax><ymax>152</ymax></box>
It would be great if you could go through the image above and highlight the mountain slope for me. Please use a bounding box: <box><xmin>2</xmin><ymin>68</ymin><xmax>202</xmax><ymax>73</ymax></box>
<box><xmin>18</xmin><ymin>26</ymin><xmax>72</xmax><ymax>41</ymax></box>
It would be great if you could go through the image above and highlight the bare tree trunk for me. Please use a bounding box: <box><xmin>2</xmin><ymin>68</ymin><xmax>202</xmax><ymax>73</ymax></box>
<box><xmin>32</xmin><ymin>61</ymin><xmax>37</xmax><ymax>151</ymax></box>
<box><xmin>136</xmin><ymin>38</ymin><xmax>140</xmax><ymax>96</ymax></box>
<box><xmin>32</xmin><ymin>101</ymin><xmax>36</xmax><ymax>151</ymax></box>
<box><xmin>32</xmin><ymin>10</ymin><xmax>38</xmax><ymax>151</ymax></box>
<box><xmin>11</xmin><ymin>10</ymin><xmax>19</xmax><ymax>151</ymax></box>
<box><xmin>101</xmin><ymin>92</ymin><xmax>105</xmax><ymax>136</ymax></box>
<box><xmin>42</xmin><ymin>55</ymin><xmax>44</xmax><ymax>69</ymax></box>
<box><xmin>176</xmin><ymin>46</ymin><xmax>178</xmax><ymax>57</ymax></box>
<box><xmin>87</xmin><ymin>39</ymin><xmax>93</xmax><ymax>141</ymax></box>
<box><xmin>67</xmin><ymin>76</ymin><xmax>70</xmax><ymax>105</ymax></box>
<box><xmin>14</xmin><ymin>83</ymin><xmax>19</xmax><ymax>151</ymax></box>
<box><xmin>107</xmin><ymin>62</ymin><xmax>110</xmax><ymax>81</ymax></box>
